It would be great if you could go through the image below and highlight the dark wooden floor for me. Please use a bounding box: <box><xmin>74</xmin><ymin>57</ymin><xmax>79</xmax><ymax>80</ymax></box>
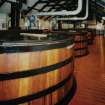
<box><xmin>69</xmin><ymin>36</ymin><xmax>105</xmax><ymax>105</ymax></box>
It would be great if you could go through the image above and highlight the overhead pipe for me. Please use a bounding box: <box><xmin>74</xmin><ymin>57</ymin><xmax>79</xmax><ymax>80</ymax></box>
<box><xmin>34</xmin><ymin>0</ymin><xmax>83</xmax><ymax>16</ymax></box>
<box><xmin>56</xmin><ymin>0</ymin><xmax>89</xmax><ymax>20</ymax></box>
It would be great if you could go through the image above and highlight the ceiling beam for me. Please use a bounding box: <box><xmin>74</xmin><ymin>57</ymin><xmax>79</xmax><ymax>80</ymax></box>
<box><xmin>41</xmin><ymin>0</ymin><xmax>78</xmax><ymax>20</ymax></box>
<box><xmin>54</xmin><ymin>1</ymin><xmax>77</xmax><ymax>11</ymax></box>
<box><xmin>25</xmin><ymin>0</ymin><xmax>41</xmax><ymax>15</ymax></box>
<box><xmin>38</xmin><ymin>0</ymin><xmax>61</xmax><ymax>12</ymax></box>
<box><xmin>47</xmin><ymin>0</ymin><xmax>62</xmax><ymax>12</ymax></box>
<box><xmin>33</xmin><ymin>7</ymin><xmax>46</xmax><ymax>12</ymax></box>
<box><xmin>43</xmin><ymin>0</ymin><xmax>79</xmax><ymax>20</ymax></box>
<box><xmin>38</xmin><ymin>1</ymin><xmax>51</xmax><ymax>12</ymax></box>
<box><xmin>39</xmin><ymin>0</ymin><xmax>61</xmax><ymax>19</ymax></box>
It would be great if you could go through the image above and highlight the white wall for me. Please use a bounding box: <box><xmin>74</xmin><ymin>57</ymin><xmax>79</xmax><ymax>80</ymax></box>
<box><xmin>39</xmin><ymin>19</ymin><xmax>52</xmax><ymax>29</ymax></box>
<box><xmin>0</xmin><ymin>14</ymin><xmax>8</xmax><ymax>30</ymax></box>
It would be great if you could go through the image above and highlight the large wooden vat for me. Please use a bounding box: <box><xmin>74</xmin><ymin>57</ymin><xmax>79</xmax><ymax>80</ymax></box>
<box><xmin>74</xmin><ymin>31</ymin><xmax>89</xmax><ymax>57</ymax></box>
<box><xmin>0</xmin><ymin>36</ymin><xmax>76</xmax><ymax>105</ymax></box>
<box><xmin>87</xmin><ymin>32</ymin><xmax>94</xmax><ymax>45</ymax></box>
<box><xmin>87</xmin><ymin>29</ymin><xmax>95</xmax><ymax>45</ymax></box>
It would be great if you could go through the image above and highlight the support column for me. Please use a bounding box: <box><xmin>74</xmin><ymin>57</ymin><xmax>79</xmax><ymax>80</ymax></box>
<box><xmin>11</xmin><ymin>2</ymin><xmax>20</xmax><ymax>29</ymax></box>
<box><xmin>58</xmin><ymin>20</ymin><xmax>62</xmax><ymax>30</ymax></box>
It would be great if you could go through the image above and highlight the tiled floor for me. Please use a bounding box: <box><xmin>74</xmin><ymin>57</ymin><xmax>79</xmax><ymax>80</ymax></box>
<box><xmin>69</xmin><ymin>36</ymin><xmax>105</xmax><ymax>105</ymax></box>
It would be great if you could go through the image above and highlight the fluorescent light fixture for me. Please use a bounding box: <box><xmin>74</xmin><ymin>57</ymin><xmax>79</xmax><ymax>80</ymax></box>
<box><xmin>34</xmin><ymin>0</ymin><xmax>83</xmax><ymax>16</ymax></box>
<box><xmin>56</xmin><ymin>0</ymin><xmax>89</xmax><ymax>20</ymax></box>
